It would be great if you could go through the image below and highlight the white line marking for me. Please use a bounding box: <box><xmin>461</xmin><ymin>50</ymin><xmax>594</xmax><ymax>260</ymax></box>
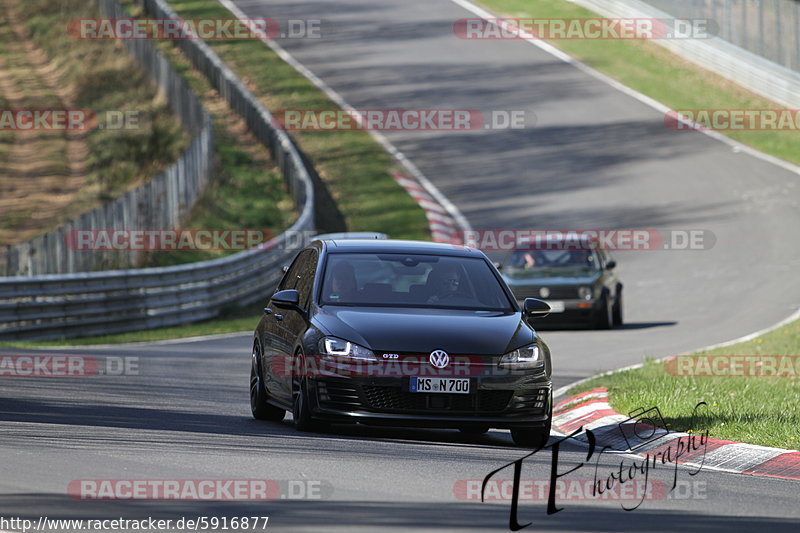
<box><xmin>218</xmin><ymin>0</ymin><xmax>472</xmax><ymax>233</ymax></box>
<box><xmin>449</xmin><ymin>0</ymin><xmax>800</xmax><ymax>177</ymax></box>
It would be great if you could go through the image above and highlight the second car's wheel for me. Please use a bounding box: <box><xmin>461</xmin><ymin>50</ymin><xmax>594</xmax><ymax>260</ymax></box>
<box><xmin>593</xmin><ymin>292</ymin><xmax>613</xmax><ymax>330</ymax></box>
<box><xmin>250</xmin><ymin>344</ymin><xmax>286</xmax><ymax>422</ymax></box>
<box><xmin>612</xmin><ymin>287</ymin><xmax>624</xmax><ymax>327</ymax></box>
<box><xmin>459</xmin><ymin>425</ymin><xmax>490</xmax><ymax>435</ymax></box>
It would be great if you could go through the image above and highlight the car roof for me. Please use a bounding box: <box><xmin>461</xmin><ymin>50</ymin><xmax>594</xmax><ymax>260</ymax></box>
<box><xmin>315</xmin><ymin>238</ymin><xmax>485</xmax><ymax>258</ymax></box>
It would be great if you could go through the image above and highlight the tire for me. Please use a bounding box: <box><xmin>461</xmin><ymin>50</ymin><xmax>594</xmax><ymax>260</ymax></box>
<box><xmin>511</xmin><ymin>401</ymin><xmax>552</xmax><ymax>448</ymax></box>
<box><xmin>612</xmin><ymin>287</ymin><xmax>623</xmax><ymax>327</ymax></box>
<box><xmin>593</xmin><ymin>292</ymin><xmax>613</xmax><ymax>330</ymax></box>
<box><xmin>291</xmin><ymin>355</ymin><xmax>327</xmax><ymax>432</ymax></box>
<box><xmin>250</xmin><ymin>344</ymin><xmax>286</xmax><ymax>422</ymax></box>
<box><xmin>459</xmin><ymin>425</ymin><xmax>490</xmax><ymax>435</ymax></box>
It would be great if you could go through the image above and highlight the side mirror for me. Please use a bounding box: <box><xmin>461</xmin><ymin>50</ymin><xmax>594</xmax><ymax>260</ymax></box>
<box><xmin>523</xmin><ymin>298</ymin><xmax>551</xmax><ymax>317</ymax></box>
<box><xmin>605</xmin><ymin>260</ymin><xmax>617</xmax><ymax>270</ymax></box>
<box><xmin>272</xmin><ymin>289</ymin><xmax>302</xmax><ymax>311</ymax></box>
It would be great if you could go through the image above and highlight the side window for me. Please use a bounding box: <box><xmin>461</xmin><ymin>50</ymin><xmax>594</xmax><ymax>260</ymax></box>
<box><xmin>295</xmin><ymin>250</ymin><xmax>319</xmax><ymax>307</ymax></box>
<box><xmin>277</xmin><ymin>250</ymin><xmax>309</xmax><ymax>291</ymax></box>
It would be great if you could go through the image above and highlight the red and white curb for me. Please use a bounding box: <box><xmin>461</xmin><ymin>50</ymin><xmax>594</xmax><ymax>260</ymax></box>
<box><xmin>552</xmin><ymin>387</ymin><xmax>800</xmax><ymax>481</ymax></box>
<box><xmin>391</xmin><ymin>170</ymin><xmax>464</xmax><ymax>244</ymax></box>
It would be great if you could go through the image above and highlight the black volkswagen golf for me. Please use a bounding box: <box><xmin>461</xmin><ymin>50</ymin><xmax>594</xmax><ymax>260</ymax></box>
<box><xmin>250</xmin><ymin>239</ymin><xmax>553</xmax><ymax>447</ymax></box>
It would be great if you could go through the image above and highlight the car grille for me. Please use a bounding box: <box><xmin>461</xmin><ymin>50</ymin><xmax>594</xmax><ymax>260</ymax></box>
<box><xmin>510</xmin><ymin>285</ymin><xmax>578</xmax><ymax>300</ymax></box>
<box><xmin>361</xmin><ymin>386</ymin><xmax>513</xmax><ymax>413</ymax></box>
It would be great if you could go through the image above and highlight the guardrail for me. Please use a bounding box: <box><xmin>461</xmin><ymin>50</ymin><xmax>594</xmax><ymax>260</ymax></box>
<box><xmin>0</xmin><ymin>0</ymin><xmax>315</xmax><ymax>340</ymax></box>
<box><xmin>571</xmin><ymin>0</ymin><xmax>800</xmax><ymax>109</ymax></box>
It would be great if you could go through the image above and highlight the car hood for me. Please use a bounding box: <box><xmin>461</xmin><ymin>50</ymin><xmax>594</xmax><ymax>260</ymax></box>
<box><xmin>313</xmin><ymin>306</ymin><xmax>534</xmax><ymax>355</ymax></box>
<box><xmin>504</xmin><ymin>273</ymin><xmax>600</xmax><ymax>286</ymax></box>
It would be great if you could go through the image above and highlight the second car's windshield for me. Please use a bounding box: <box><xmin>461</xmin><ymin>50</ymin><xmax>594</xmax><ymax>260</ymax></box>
<box><xmin>320</xmin><ymin>253</ymin><xmax>513</xmax><ymax>311</ymax></box>
<box><xmin>504</xmin><ymin>249</ymin><xmax>601</xmax><ymax>276</ymax></box>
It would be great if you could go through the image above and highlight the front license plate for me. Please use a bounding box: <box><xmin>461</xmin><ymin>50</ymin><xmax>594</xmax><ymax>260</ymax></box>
<box><xmin>545</xmin><ymin>300</ymin><xmax>565</xmax><ymax>313</ymax></box>
<box><xmin>410</xmin><ymin>377</ymin><xmax>470</xmax><ymax>394</ymax></box>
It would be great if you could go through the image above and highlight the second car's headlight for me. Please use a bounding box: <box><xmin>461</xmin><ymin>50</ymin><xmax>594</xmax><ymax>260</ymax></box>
<box><xmin>499</xmin><ymin>343</ymin><xmax>544</xmax><ymax>369</ymax></box>
<box><xmin>318</xmin><ymin>337</ymin><xmax>377</xmax><ymax>362</ymax></box>
<box><xmin>578</xmin><ymin>286</ymin><xmax>593</xmax><ymax>300</ymax></box>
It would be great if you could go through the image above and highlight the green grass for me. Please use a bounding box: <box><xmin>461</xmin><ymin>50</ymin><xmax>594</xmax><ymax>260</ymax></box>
<box><xmin>568</xmin><ymin>318</ymin><xmax>800</xmax><ymax>449</ymax></box>
<box><xmin>478</xmin><ymin>0</ymin><xmax>800</xmax><ymax>164</ymax></box>
<box><xmin>17</xmin><ymin>0</ymin><xmax>190</xmax><ymax>207</ymax></box>
<box><xmin>157</xmin><ymin>0</ymin><xmax>430</xmax><ymax>239</ymax></box>
<box><xmin>117</xmin><ymin>3</ymin><xmax>295</xmax><ymax>267</ymax></box>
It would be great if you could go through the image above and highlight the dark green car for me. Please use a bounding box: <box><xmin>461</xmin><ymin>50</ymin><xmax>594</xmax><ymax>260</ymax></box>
<box><xmin>500</xmin><ymin>244</ymin><xmax>623</xmax><ymax>329</ymax></box>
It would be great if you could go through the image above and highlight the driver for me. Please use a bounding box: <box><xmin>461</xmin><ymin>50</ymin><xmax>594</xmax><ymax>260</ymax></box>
<box><xmin>328</xmin><ymin>262</ymin><xmax>357</xmax><ymax>301</ymax></box>
<box><xmin>426</xmin><ymin>266</ymin><xmax>461</xmax><ymax>303</ymax></box>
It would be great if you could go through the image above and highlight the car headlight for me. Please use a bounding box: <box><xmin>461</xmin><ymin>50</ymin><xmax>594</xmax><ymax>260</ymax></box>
<box><xmin>578</xmin><ymin>286</ymin><xmax>592</xmax><ymax>300</ymax></box>
<box><xmin>318</xmin><ymin>337</ymin><xmax>377</xmax><ymax>362</ymax></box>
<box><xmin>499</xmin><ymin>342</ymin><xmax>544</xmax><ymax>369</ymax></box>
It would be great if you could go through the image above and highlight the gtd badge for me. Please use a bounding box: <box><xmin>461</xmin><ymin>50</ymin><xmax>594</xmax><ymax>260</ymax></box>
<box><xmin>429</xmin><ymin>350</ymin><xmax>449</xmax><ymax>369</ymax></box>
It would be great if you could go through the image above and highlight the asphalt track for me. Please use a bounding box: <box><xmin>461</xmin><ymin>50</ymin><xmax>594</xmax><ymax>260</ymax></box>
<box><xmin>2</xmin><ymin>0</ymin><xmax>800</xmax><ymax>531</ymax></box>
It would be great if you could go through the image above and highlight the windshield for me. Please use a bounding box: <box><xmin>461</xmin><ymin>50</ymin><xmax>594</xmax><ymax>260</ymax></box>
<box><xmin>503</xmin><ymin>249</ymin><xmax>601</xmax><ymax>277</ymax></box>
<box><xmin>320</xmin><ymin>253</ymin><xmax>514</xmax><ymax>311</ymax></box>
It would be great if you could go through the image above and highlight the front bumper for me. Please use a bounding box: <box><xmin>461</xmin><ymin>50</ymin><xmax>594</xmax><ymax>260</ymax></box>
<box><xmin>307</xmin><ymin>374</ymin><xmax>552</xmax><ymax>429</ymax></box>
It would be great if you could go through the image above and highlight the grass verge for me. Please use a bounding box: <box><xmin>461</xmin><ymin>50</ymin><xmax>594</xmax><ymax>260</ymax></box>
<box><xmin>120</xmin><ymin>0</ymin><xmax>295</xmax><ymax>267</ymax></box>
<box><xmin>0</xmin><ymin>0</ymin><xmax>189</xmax><ymax>245</ymax></box>
<box><xmin>568</xmin><ymin>317</ymin><xmax>800</xmax><ymax>449</ymax></box>
<box><xmin>156</xmin><ymin>0</ymin><xmax>430</xmax><ymax>239</ymax></box>
<box><xmin>0</xmin><ymin>314</ymin><xmax>257</xmax><ymax>347</ymax></box>
<box><xmin>477</xmin><ymin>0</ymin><xmax>800</xmax><ymax>165</ymax></box>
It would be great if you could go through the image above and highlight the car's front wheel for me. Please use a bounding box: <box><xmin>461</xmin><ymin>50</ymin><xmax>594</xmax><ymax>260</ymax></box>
<box><xmin>250</xmin><ymin>344</ymin><xmax>286</xmax><ymax>421</ymax></box>
<box><xmin>612</xmin><ymin>287</ymin><xmax>623</xmax><ymax>326</ymax></box>
<box><xmin>292</xmin><ymin>354</ymin><xmax>327</xmax><ymax>432</ymax></box>
<box><xmin>593</xmin><ymin>291</ymin><xmax>613</xmax><ymax>329</ymax></box>
<box><xmin>511</xmin><ymin>403</ymin><xmax>552</xmax><ymax>448</ymax></box>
